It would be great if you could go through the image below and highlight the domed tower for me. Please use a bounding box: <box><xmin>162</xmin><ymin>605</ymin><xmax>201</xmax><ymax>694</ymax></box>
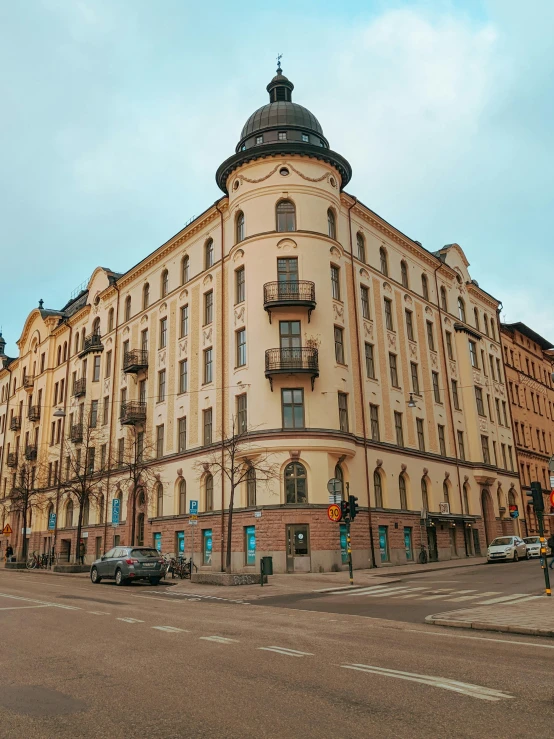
<box><xmin>216</xmin><ymin>65</ymin><xmax>351</xmax><ymax>192</ymax></box>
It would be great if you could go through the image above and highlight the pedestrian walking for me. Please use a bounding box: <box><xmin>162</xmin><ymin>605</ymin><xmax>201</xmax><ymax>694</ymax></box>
<box><xmin>547</xmin><ymin>534</ymin><xmax>554</xmax><ymax>569</ymax></box>
<box><xmin>79</xmin><ymin>540</ymin><xmax>86</xmax><ymax>565</ymax></box>
<box><xmin>6</xmin><ymin>544</ymin><xmax>13</xmax><ymax>562</ymax></box>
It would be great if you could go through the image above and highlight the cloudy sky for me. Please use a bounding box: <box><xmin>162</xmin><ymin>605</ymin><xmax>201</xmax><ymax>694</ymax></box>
<box><xmin>1</xmin><ymin>0</ymin><xmax>553</xmax><ymax>355</ymax></box>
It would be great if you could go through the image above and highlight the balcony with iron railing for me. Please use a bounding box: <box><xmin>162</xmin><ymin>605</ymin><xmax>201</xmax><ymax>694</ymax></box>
<box><xmin>25</xmin><ymin>445</ymin><xmax>37</xmax><ymax>461</ymax></box>
<box><xmin>79</xmin><ymin>333</ymin><xmax>104</xmax><ymax>358</ymax></box>
<box><xmin>72</xmin><ymin>378</ymin><xmax>86</xmax><ymax>398</ymax></box>
<box><xmin>10</xmin><ymin>416</ymin><xmax>21</xmax><ymax>431</ymax></box>
<box><xmin>6</xmin><ymin>453</ymin><xmax>18</xmax><ymax>468</ymax></box>
<box><xmin>263</xmin><ymin>281</ymin><xmax>316</xmax><ymax>323</ymax></box>
<box><xmin>123</xmin><ymin>349</ymin><xmax>149</xmax><ymax>374</ymax></box>
<box><xmin>120</xmin><ymin>401</ymin><xmax>147</xmax><ymax>426</ymax></box>
<box><xmin>23</xmin><ymin>374</ymin><xmax>35</xmax><ymax>390</ymax></box>
<box><xmin>70</xmin><ymin>423</ymin><xmax>83</xmax><ymax>443</ymax></box>
<box><xmin>264</xmin><ymin>347</ymin><xmax>319</xmax><ymax>390</ymax></box>
<box><xmin>28</xmin><ymin>405</ymin><xmax>40</xmax><ymax>422</ymax></box>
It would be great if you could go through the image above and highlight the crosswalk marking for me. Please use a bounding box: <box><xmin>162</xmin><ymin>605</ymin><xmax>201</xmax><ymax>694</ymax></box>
<box><xmin>319</xmin><ymin>583</ymin><xmax>535</xmax><ymax>604</ymax></box>
<box><xmin>475</xmin><ymin>593</ymin><xmax>529</xmax><ymax>605</ymax></box>
<box><xmin>200</xmin><ymin>636</ymin><xmax>239</xmax><ymax>644</ymax></box>
<box><xmin>116</xmin><ymin>617</ymin><xmax>144</xmax><ymax>624</ymax></box>
<box><xmin>152</xmin><ymin>626</ymin><xmax>189</xmax><ymax>633</ymax></box>
<box><xmin>258</xmin><ymin>646</ymin><xmax>313</xmax><ymax>657</ymax></box>
<box><xmin>446</xmin><ymin>592</ymin><xmax>500</xmax><ymax>602</ymax></box>
<box><xmin>505</xmin><ymin>595</ymin><xmax>543</xmax><ymax>603</ymax></box>
<box><xmin>346</xmin><ymin>585</ymin><xmax>410</xmax><ymax>597</ymax></box>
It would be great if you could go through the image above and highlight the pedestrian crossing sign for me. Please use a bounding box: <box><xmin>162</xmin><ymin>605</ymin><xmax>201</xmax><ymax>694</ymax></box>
<box><xmin>2</xmin><ymin>524</ymin><xmax>12</xmax><ymax>535</ymax></box>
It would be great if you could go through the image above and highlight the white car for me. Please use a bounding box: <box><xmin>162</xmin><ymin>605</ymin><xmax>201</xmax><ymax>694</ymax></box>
<box><xmin>487</xmin><ymin>536</ymin><xmax>528</xmax><ymax>563</ymax></box>
<box><xmin>523</xmin><ymin>536</ymin><xmax>552</xmax><ymax>558</ymax></box>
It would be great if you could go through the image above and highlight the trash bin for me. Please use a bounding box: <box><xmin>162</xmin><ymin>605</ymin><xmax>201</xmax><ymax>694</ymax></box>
<box><xmin>261</xmin><ymin>556</ymin><xmax>273</xmax><ymax>576</ymax></box>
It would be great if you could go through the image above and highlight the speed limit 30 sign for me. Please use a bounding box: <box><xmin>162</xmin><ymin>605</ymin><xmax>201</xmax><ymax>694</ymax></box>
<box><xmin>327</xmin><ymin>504</ymin><xmax>342</xmax><ymax>522</ymax></box>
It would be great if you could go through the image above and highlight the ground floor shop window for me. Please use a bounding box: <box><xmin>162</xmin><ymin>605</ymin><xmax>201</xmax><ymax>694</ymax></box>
<box><xmin>378</xmin><ymin>525</ymin><xmax>389</xmax><ymax>563</ymax></box>
<box><xmin>153</xmin><ymin>532</ymin><xmax>162</xmax><ymax>552</ymax></box>
<box><xmin>176</xmin><ymin>531</ymin><xmax>185</xmax><ymax>556</ymax></box>
<box><xmin>245</xmin><ymin>525</ymin><xmax>256</xmax><ymax>566</ymax></box>
<box><xmin>203</xmin><ymin>529</ymin><xmax>213</xmax><ymax>566</ymax></box>
<box><xmin>404</xmin><ymin>527</ymin><xmax>413</xmax><ymax>561</ymax></box>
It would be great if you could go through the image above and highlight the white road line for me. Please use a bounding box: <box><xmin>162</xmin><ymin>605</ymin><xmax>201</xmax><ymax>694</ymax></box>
<box><xmin>116</xmin><ymin>617</ymin><xmax>145</xmax><ymax>624</ymax></box>
<box><xmin>446</xmin><ymin>592</ymin><xmax>500</xmax><ymax>602</ymax></box>
<box><xmin>258</xmin><ymin>646</ymin><xmax>314</xmax><ymax>657</ymax></box>
<box><xmin>152</xmin><ymin>626</ymin><xmax>189</xmax><ymax>633</ymax></box>
<box><xmin>404</xmin><ymin>628</ymin><xmax>554</xmax><ymax>650</ymax></box>
<box><xmin>314</xmin><ymin>585</ymin><xmax>371</xmax><ymax>593</ymax></box>
<box><xmin>364</xmin><ymin>588</ymin><xmax>422</xmax><ymax>598</ymax></box>
<box><xmin>341</xmin><ymin>664</ymin><xmax>513</xmax><ymax>702</ymax></box>
<box><xmin>0</xmin><ymin>591</ymin><xmax>81</xmax><ymax>610</ymax></box>
<box><xmin>418</xmin><ymin>590</ymin><xmax>458</xmax><ymax>600</ymax></box>
<box><xmin>88</xmin><ymin>611</ymin><xmax>110</xmax><ymax>615</ymax></box>
<box><xmin>346</xmin><ymin>586</ymin><xmax>411</xmax><ymax>597</ymax></box>
<box><xmin>0</xmin><ymin>605</ymin><xmax>52</xmax><ymax>611</ymax></box>
<box><xmin>335</xmin><ymin>585</ymin><xmax>392</xmax><ymax>596</ymax></box>
<box><xmin>199</xmin><ymin>636</ymin><xmax>239</xmax><ymax>643</ymax></box>
<box><xmin>476</xmin><ymin>593</ymin><xmax>530</xmax><ymax>604</ymax></box>
<box><xmin>506</xmin><ymin>595</ymin><xmax>543</xmax><ymax>603</ymax></box>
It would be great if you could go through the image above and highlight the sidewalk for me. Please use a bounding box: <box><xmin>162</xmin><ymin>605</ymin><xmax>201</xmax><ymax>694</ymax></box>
<box><xmin>374</xmin><ymin>557</ymin><xmax>486</xmax><ymax>577</ymax></box>
<box><xmin>426</xmin><ymin>598</ymin><xmax>554</xmax><ymax>638</ymax></box>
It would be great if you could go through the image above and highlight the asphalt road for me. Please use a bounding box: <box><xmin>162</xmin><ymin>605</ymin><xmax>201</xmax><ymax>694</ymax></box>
<box><xmin>257</xmin><ymin>559</ymin><xmax>552</xmax><ymax>623</ymax></box>
<box><xmin>0</xmin><ymin>569</ymin><xmax>553</xmax><ymax>738</ymax></box>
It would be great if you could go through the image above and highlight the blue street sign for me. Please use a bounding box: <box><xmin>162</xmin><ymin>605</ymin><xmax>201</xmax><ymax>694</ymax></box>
<box><xmin>112</xmin><ymin>498</ymin><xmax>120</xmax><ymax>525</ymax></box>
<box><xmin>48</xmin><ymin>512</ymin><xmax>56</xmax><ymax>531</ymax></box>
<box><xmin>189</xmin><ymin>500</ymin><xmax>198</xmax><ymax>515</ymax></box>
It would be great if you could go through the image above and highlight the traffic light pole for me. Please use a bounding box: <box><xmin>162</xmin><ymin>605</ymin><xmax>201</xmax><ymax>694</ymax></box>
<box><xmin>346</xmin><ymin>518</ymin><xmax>353</xmax><ymax>586</ymax></box>
<box><xmin>537</xmin><ymin>511</ymin><xmax>551</xmax><ymax>597</ymax></box>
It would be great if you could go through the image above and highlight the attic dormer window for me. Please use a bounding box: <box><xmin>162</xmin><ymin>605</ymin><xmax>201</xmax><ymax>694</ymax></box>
<box><xmin>256</xmin><ymin>135</ymin><xmax>263</xmax><ymax>144</ymax></box>
<box><xmin>278</xmin><ymin>131</ymin><xmax>287</xmax><ymax>141</ymax></box>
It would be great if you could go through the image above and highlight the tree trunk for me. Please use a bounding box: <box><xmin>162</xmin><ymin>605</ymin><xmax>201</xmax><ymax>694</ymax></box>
<box><xmin>75</xmin><ymin>502</ymin><xmax>83</xmax><ymax>565</ymax></box>
<box><xmin>130</xmin><ymin>487</ymin><xmax>137</xmax><ymax>546</ymax></box>
<box><xmin>225</xmin><ymin>487</ymin><xmax>235</xmax><ymax>572</ymax></box>
<box><xmin>21</xmin><ymin>505</ymin><xmax>28</xmax><ymax>562</ymax></box>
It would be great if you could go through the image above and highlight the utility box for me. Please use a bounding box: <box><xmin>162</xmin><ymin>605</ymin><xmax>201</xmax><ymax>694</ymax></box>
<box><xmin>261</xmin><ymin>556</ymin><xmax>273</xmax><ymax>576</ymax></box>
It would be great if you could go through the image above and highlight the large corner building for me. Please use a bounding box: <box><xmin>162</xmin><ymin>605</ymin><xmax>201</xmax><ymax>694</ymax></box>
<box><xmin>0</xmin><ymin>67</ymin><xmax>525</xmax><ymax>570</ymax></box>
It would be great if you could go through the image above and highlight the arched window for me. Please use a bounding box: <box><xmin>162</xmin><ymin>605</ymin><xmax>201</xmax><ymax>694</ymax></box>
<box><xmin>327</xmin><ymin>209</ymin><xmax>336</xmax><ymax>239</ymax></box>
<box><xmin>181</xmin><ymin>255</ymin><xmax>189</xmax><ymax>285</ymax></box>
<box><xmin>82</xmin><ymin>498</ymin><xmax>90</xmax><ymax>526</ymax></box>
<box><xmin>490</xmin><ymin>320</ymin><xmax>496</xmax><ymax>341</ymax></box>
<box><xmin>74</xmin><ymin>333</ymin><xmax>79</xmax><ymax>354</ymax></box>
<box><xmin>374</xmin><ymin>470</ymin><xmax>383</xmax><ymax>508</ymax></box>
<box><xmin>156</xmin><ymin>482</ymin><xmax>163</xmax><ymax>518</ymax></box>
<box><xmin>178</xmin><ymin>479</ymin><xmax>186</xmax><ymax>515</ymax></box>
<box><xmin>97</xmin><ymin>494</ymin><xmax>104</xmax><ymax>525</ymax></box>
<box><xmin>357</xmin><ymin>233</ymin><xmax>366</xmax><ymax>263</ymax></box>
<box><xmin>334</xmin><ymin>464</ymin><xmax>344</xmax><ymax>499</ymax></box>
<box><xmin>474</xmin><ymin>308</ymin><xmax>480</xmax><ymax>331</ymax></box>
<box><xmin>65</xmin><ymin>499</ymin><xmax>74</xmax><ymax>528</ymax></box>
<box><xmin>421</xmin><ymin>274</ymin><xmax>429</xmax><ymax>300</ymax></box>
<box><xmin>205</xmin><ymin>239</ymin><xmax>214</xmax><ymax>269</ymax></box>
<box><xmin>246</xmin><ymin>466</ymin><xmax>256</xmax><ymax>507</ymax></box>
<box><xmin>236</xmin><ymin>211</ymin><xmax>245</xmax><ymax>242</ymax></box>
<box><xmin>443</xmin><ymin>481</ymin><xmax>450</xmax><ymax>509</ymax></box>
<box><xmin>440</xmin><ymin>287</ymin><xmax>447</xmax><ymax>312</ymax></box>
<box><xmin>81</xmin><ymin>327</ymin><xmax>86</xmax><ymax>348</ymax></box>
<box><xmin>276</xmin><ymin>200</ymin><xmax>296</xmax><ymax>232</ymax></box>
<box><xmin>62</xmin><ymin>342</ymin><xmax>67</xmax><ymax>362</ymax></box>
<box><xmin>124</xmin><ymin>296</ymin><xmax>131</xmax><ymax>322</ymax></box>
<box><xmin>463</xmin><ymin>483</ymin><xmax>470</xmax><ymax>514</ymax></box>
<box><xmin>401</xmin><ymin>261</ymin><xmax>409</xmax><ymax>288</ymax></box>
<box><xmin>108</xmin><ymin>308</ymin><xmax>114</xmax><ymax>332</ymax></box>
<box><xmin>483</xmin><ymin>314</ymin><xmax>489</xmax><ymax>336</ymax></box>
<box><xmin>205</xmin><ymin>473</ymin><xmax>214</xmax><ymax>511</ymax></box>
<box><xmin>284</xmin><ymin>461</ymin><xmax>307</xmax><ymax>503</ymax></box>
<box><xmin>92</xmin><ymin>317</ymin><xmax>100</xmax><ymax>336</ymax></box>
<box><xmin>137</xmin><ymin>513</ymin><xmax>145</xmax><ymax>546</ymax></box>
<box><xmin>379</xmin><ymin>247</ymin><xmax>388</xmax><ymax>276</ymax></box>
<box><xmin>137</xmin><ymin>488</ymin><xmax>145</xmax><ymax>507</ymax></box>
<box><xmin>143</xmin><ymin>283</ymin><xmax>150</xmax><ymax>310</ymax></box>
<box><xmin>421</xmin><ymin>478</ymin><xmax>429</xmax><ymax>511</ymax></box>
<box><xmin>57</xmin><ymin>346</ymin><xmax>62</xmax><ymax>366</ymax></box>
<box><xmin>161</xmin><ymin>269</ymin><xmax>169</xmax><ymax>298</ymax></box>
<box><xmin>458</xmin><ymin>298</ymin><xmax>466</xmax><ymax>323</ymax></box>
<box><xmin>399</xmin><ymin>474</ymin><xmax>407</xmax><ymax>510</ymax></box>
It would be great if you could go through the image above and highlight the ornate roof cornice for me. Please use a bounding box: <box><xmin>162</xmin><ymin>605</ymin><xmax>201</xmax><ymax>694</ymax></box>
<box><xmin>466</xmin><ymin>283</ymin><xmax>499</xmax><ymax>310</ymax></box>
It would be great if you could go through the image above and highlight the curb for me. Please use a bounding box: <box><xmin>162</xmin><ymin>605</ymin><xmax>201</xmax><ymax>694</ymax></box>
<box><xmin>424</xmin><ymin>615</ymin><xmax>554</xmax><ymax>638</ymax></box>
<box><xmin>0</xmin><ymin>567</ymin><xmax>89</xmax><ymax>579</ymax></box>
<box><xmin>374</xmin><ymin>560</ymin><xmax>486</xmax><ymax>577</ymax></box>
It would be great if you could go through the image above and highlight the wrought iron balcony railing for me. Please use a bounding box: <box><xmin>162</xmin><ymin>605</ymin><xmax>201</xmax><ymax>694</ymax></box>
<box><xmin>10</xmin><ymin>416</ymin><xmax>21</xmax><ymax>431</ymax></box>
<box><xmin>120</xmin><ymin>401</ymin><xmax>147</xmax><ymax>426</ymax></box>
<box><xmin>79</xmin><ymin>333</ymin><xmax>104</xmax><ymax>357</ymax></box>
<box><xmin>6</xmin><ymin>453</ymin><xmax>18</xmax><ymax>468</ymax></box>
<box><xmin>25</xmin><ymin>445</ymin><xmax>37</xmax><ymax>461</ymax></box>
<box><xmin>28</xmin><ymin>405</ymin><xmax>40</xmax><ymax>422</ymax></box>
<box><xmin>72</xmin><ymin>378</ymin><xmax>86</xmax><ymax>397</ymax></box>
<box><xmin>123</xmin><ymin>349</ymin><xmax>149</xmax><ymax>374</ymax></box>
<box><xmin>263</xmin><ymin>281</ymin><xmax>316</xmax><ymax>323</ymax></box>
<box><xmin>70</xmin><ymin>423</ymin><xmax>83</xmax><ymax>443</ymax></box>
<box><xmin>264</xmin><ymin>347</ymin><xmax>319</xmax><ymax>390</ymax></box>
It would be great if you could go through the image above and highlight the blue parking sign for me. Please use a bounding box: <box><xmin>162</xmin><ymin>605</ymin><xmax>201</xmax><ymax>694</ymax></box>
<box><xmin>189</xmin><ymin>500</ymin><xmax>198</xmax><ymax>515</ymax></box>
<box><xmin>48</xmin><ymin>512</ymin><xmax>56</xmax><ymax>531</ymax></box>
<box><xmin>112</xmin><ymin>498</ymin><xmax>120</xmax><ymax>525</ymax></box>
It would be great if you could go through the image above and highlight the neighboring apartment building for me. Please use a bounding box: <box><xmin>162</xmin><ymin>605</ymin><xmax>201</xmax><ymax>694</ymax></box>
<box><xmin>501</xmin><ymin>322</ymin><xmax>554</xmax><ymax>536</ymax></box>
<box><xmin>0</xmin><ymin>66</ymin><xmax>520</xmax><ymax>571</ymax></box>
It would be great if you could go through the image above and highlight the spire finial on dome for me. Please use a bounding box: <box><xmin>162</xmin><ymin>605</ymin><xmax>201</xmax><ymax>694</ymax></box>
<box><xmin>267</xmin><ymin>59</ymin><xmax>294</xmax><ymax>102</ymax></box>
<box><xmin>276</xmin><ymin>53</ymin><xmax>282</xmax><ymax>73</ymax></box>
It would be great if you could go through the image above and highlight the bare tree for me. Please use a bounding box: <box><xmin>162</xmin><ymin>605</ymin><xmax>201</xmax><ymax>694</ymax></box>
<box><xmin>8</xmin><ymin>459</ymin><xmax>47</xmax><ymax>561</ymax></box>
<box><xmin>59</xmin><ymin>407</ymin><xmax>108</xmax><ymax>563</ymax></box>
<box><xmin>113</xmin><ymin>424</ymin><xmax>164</xmax><ymax>546</ymax></box>
<box><xmin>195</xmin><ymin>418</ymin><xmax>280</xmax><ymax>572</ymax></box>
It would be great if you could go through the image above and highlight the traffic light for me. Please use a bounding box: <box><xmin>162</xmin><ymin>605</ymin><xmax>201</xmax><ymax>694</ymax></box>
<box><xmin>527</xmin><ymin>481</ymin><xmax>545</xmax><ymax>512</ymax></box>
<box><xmin>349</xmin><ymin>495</ymin><xmax>360</xmax><ymax>521</ymax></box>
<box><xmin>340</xmin><ymin>499</ymin><xmax>349</xmax><ymax>521</ymax></box>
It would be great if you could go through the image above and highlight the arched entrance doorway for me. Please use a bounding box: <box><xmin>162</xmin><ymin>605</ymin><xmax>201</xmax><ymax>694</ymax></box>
<box><xmin>481</xmin><ymin>488</ymin><xmax>496</xmax><ymax>545</ymax></box>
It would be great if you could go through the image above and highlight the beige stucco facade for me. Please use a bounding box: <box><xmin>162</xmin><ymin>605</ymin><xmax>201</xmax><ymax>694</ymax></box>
<box><xmin>0</xmin><ymin>69</ymin><xmax>521</xmax><ymax>571</ymax></box>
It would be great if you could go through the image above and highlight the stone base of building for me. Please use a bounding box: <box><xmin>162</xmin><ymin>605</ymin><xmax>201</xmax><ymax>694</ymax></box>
<box><xmin>191</xmin><ymin>572</ymin><xmax>266</xmax><ymax>586</ymax></box>
<box><xmin>53</xmin><ymin>564</ymin><xmax>90</xmax><ymax>574</ymax></box>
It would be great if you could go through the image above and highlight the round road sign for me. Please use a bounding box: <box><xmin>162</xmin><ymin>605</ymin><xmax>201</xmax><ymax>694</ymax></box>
<box><xmin>327</xmin><ymin>504</ymin><xmax>342</xmax><ymax>522</ymax></box>
<box><xmin>327</xmin><ymin>477</ymin><xmax>343</xmax><ymax>495</ymax></box>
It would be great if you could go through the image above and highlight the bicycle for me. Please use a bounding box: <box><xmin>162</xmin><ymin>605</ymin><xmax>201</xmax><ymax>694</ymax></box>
<box><xmin>418</xmin><ymin>544</ymin><xmax>428</xmax><ymax>564</ymax></box>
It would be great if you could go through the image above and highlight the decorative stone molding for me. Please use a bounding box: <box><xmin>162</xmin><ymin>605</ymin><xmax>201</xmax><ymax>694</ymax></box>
<box><xmin>444</xmin><ymin>471</ymin><xmax>450</xmax><ymax>479</ymax></box>
<box><xmin>464</xmin><ymin>475</ymin><xmax>469</xmax><ymax>482</ymax></box>
<box><xmin>494</xmin><ymin>382</ymin><xmax>505</xmax><ymax>397</ymax></box>
<box><xmin>202</xmin><ymin>274</ymin><xmax>213</xmax><ymax>286</ymax></box>
<box><xmin>179</xmin><ymin>340</ymin><xmax>187</xmax><ymax>356</ymax></box>
<box><xmin>277</xmin><ymin>238</ymin><xmax>297</xmax><ymax>251</ymax></box>
<box><xmin>333</xmin><ymin>303</ymin><xmax>344</xmax><ymax>321</ymax></box>
<box><xmin>401</xmin><ymin>463</ymin><xmax>407</xmax><ymax>472</ymax></box>
<box><xmin>330</xmin><ymin>246</ymin><xmax>341</xmax><ymax>259</ymax></box>
<box><xmin>140</xmin><ymin>314</ymin><xmax>148</xmax><ymax>324</ymax></box>
<box><xmin>179</xmin><ymin>289</ymin><xmax>189</xmax><ymax>301</ymax></box>
<box><xmin>404</xmin><ymin>294</ymin><xmax>413</xmax><ymax>305</ymax></box>
<box><xmin>232</xmin><ymin>248</ymin><xmax>245</xmax><ymax>261</ymax></box>
<box><xmin>425</xmin><ymin>306</ymin><xmax>433</xmax><ymax>315</ymax></box>
<box><xmin>105</xmin><ymin>336</ymin><xmax>113</xmax><ymax>347</ymax></box>
<box><xmin>177</xmin><ymin>469</ymin><xmax>183</xmax><ymax>478</ymax></box>
<box><xmin>289</xmin><ymin>450</ymin><xmax>301</xmax><ymax>460</ymax></box>
<box><xmin>472</xmin><ymin>369</ymin><xmax>482</xmax><ymax>385</ymax></box>
<box><xmin>423</xmin><ymin>467</ymin><xmax>428</xmax><ymax>476</ymax></box>
<box><xmin>376</xmin><ymin>459</ymin><xmax>383</xmax><ymax>468</ymax></box>
<box><xmin>430</xmin><ymin>352</ymin><xmax>438</xmax><ymax>368</ymax></box>
<box><xmin>155</xmin><ymin>473</ymin><xmax>161</xmax><ymax>482</ymax></box>
<box><xmin>443</xmin><ymin>316</ymin><xmax>452</xmax><ymax>326</ymax></box>
<box><xmin>359</xmin><ymin>268</ymin><xmax>370</xmax><ymax>279</ymax></box>
<box><xmin>158</xmin><ymin>350</ymin><xmax>166</xmax><ymax>368</ymax></box>
<box><xmin>234</xmin><ymin>306</ymin><xmax>245</xmax><ymax>326</ymax></box>
<box><xmin>159</xmin><ymin>302</ymin><xmax>168</xmax><ymax>313</ymax></box>
<box><xmin>387</xmin><ymin>331</ymin><xmax>397</xmax><ymax>350</ymax></box>
<box><xmin>363</xmin><ymin>321</ymin><xmax>373</xmax><ymax>339</ymax></box>
<box><xmin>489</xmin><ymin>343</ymin><xmax>498</xmax><ymax>353</ymax></box>
<box><xmin>203</xmin><ymin>328</ymin><xmax>212</xmax><ymax>346</ymax></box>
<box><xmin>103</xmin><ymin>379</ymin><xmax>110</xmax><ymax>394</ymax></box>
<box><xmin>123</xmin><ymin>326</ymin><xmax>130</xmax><ymax>336</ymax></box>
<box><xmin>479</xmin><ymin>417</ymin><xmax>488</xmax><ymax>432</ymax></box>
<box><xmin>382</xmin><ymin>281</ymin><xmax>392</xmax><ymax>294</ymax></box>
<box><xmin>449</xmin><ymin>361</ymin><xmax>457</xmax><ymax>376</ymax></box>
<box><xmin>409</xmin><ymin>342</ymin><xmax>417</xmax><ymax>358</ymax></box>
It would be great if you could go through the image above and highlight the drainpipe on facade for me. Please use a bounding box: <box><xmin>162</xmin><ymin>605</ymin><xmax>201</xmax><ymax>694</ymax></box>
<box><xmin>216</xmin><ymin>200</ymin><xmax>226</xmax><ymax>572</ymax></box>
<box><xmin>432</xmin><ymin>261</ymin><xmax>464</xmax><ymax>517</ymax></box>
<box><xmin>347</xmin><ymin>196</ymin><xmax>376</xmax><ymax>568</ymax></box>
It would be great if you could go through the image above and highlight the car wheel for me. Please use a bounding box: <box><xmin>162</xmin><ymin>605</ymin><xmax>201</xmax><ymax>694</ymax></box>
<box><xmin>149</xmin><ymin>578</ymin><xmax>160</xmax><ymax>586</ymax></box>
<box><xmin>90</xmin><ymin>567</ymin><xmax>102</xmax><ymax>584</ymax></box>
<box><xmin>513</xmin><ymin>551</ymin><xmax>519</xmax><ymax>562</ymax></box>
<box><xmin>115</xmin><ymin>568</ymin><xmax>125</xmax><ymax>586</ymax></box>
